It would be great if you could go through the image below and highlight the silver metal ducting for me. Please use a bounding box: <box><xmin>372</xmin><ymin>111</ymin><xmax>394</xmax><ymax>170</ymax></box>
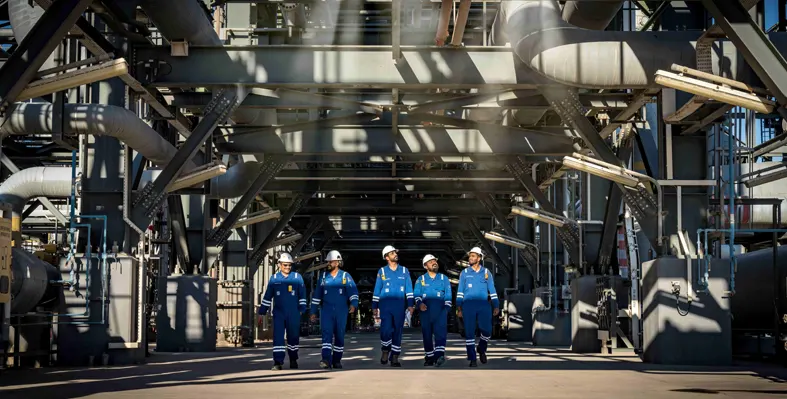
<box><xmin>724</xmin><ymin>245</ymin><xmax>787</xmax><ymax>331</ymax></box>
<box><xmin>498</xmin><ymin>0</ymin><xmax>760</xmax><ymax>89</ymax></box>
<box><xmin>139</xmin><ymin>0</ymin><xmax>223</xmax><ymax>46</ymax></box>
<box><xmin>7</xmin><ymin>0</ymin><xmax>60</xmax><ymax>71</ymax></box>
<box><xmin>10</xmin><ymin>247</ymin><xmax>61</xmax><ymax>314</ymax></box>
<box><xmin>561</xmin><ymin>1</ymin><xmax>623</xmax><ymax>30</ymax></box>
<box><xmin>0</xmin><ymin>167</ymin><xmax>72</xmax><ymax>216</ymax></box>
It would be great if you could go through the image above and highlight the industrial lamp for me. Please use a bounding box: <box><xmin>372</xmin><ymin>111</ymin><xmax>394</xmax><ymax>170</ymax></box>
<box><xmin>232</xmin><ymin>209</ymin><xmax>281</xmax><ymax>228</ymax></box>
<box><xmin>510</xmin><ymin>205</ymin><xmax>566</xmax><ymax>228</ymax></box>
<box><xmin>294</xmin><ymin>251</ymin><xmax>321</xmax><ymax>262</ymax></box>
<box><xmin>484</xmin><ymin>231</ymin><xmax>532</xmax><ymax>250</ymax></box>
<box><xmin>270</xmin><ymin>233</ymin><xmax>302</xmax><ymax>248</ymax></box>
<box><xmin>562</xmin><ymin>155</ymin><xmax>640</xmax><ymax>187</ymax></box>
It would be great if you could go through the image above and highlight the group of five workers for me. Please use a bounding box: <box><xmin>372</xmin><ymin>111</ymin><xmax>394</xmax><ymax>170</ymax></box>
<box><xmin>257</xmin><ymin>245</ymin><xmax>500</xmax><ymax>370</ymax></box>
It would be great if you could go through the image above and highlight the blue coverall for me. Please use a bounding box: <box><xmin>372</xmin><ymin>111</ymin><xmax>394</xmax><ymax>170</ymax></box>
<box><xmin>414</xmin><ymin>272</ymin><xmax>452</xmax><ymax>361</ymax></box>
<box><xmin>258</xmin><ymin>271</ymin><xmax>307</xmax><ymax>364</ymax></box>
<box><xmin>456</xmin><ymin>265</ymin><xmax>499</xmax><ymax>361</ymax></box>
<box><xmin>372</xmin><ymin>265</ymin><xmax>414</xmax><ymax>357</ymax></box>
<box><xmin>310</xmin><ymin>270</ymin><xmax>359</xmax><ymax>364</ymax></box>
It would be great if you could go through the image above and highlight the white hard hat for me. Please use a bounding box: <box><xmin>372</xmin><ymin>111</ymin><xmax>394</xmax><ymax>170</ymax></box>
<box><xmin>326</xmin><ymin>250</ymin><xmax>342</xmax><ymax>262</ymax></box>
<box><xmin>382</xmin><ymin>245</ymin><xmax>398</xmax><ymax>259</ymax></box>
<box><xmin>468</xmin><ymin>247</ymin><xmax>484</xmax><ymax>257</ymax></box>
<box><xmin>422</xmin><ymin>254</ymin><xmax>437</xmax><ymax>268</ymax></box>
<box><xmin>277</xmin><ymin>252</ymin><xmax>294</xmax><ymax>263</ymax></box>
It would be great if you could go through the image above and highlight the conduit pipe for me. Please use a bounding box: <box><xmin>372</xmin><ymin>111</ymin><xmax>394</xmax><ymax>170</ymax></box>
<box><xmin>561</xmin><ymin>1</ymin><xmax>623</xmax><ymax>30</ymax></box>
<box><xmin>498</xmin><ymin>0</ymin><xmax>765</xmax><ymax>89</ymax></box>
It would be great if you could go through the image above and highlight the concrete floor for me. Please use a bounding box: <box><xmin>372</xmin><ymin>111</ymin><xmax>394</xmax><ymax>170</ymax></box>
<box><xmin>1</xmin><ymin>332</ymin><xmax>786</xmax><ymax>398</ymax></box>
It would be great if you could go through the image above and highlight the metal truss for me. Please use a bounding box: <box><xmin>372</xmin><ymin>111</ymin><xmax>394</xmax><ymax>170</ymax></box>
<box><xmin>539</xmin><ymin>86</ymin><xmax>661</xmax><ymax>250</ymax></box>
<box><xmin>280</xmin><ymin>197</ymin><xmax>509</xmax><ymax>217</ymax></box>
<box><xmin>207</xmin><ymin>156</ymin><xmax>289</xmax><ymax>247</ymax></box>
<box><xmin>131</xmin><ymin>87</ymin><xmax>247</xmax><ymax>228</ymax></box>
<box><xmin>134</xmin><ymin>45</ymin><xmax>537</xmax><ymax>89</ymax></box>
<box><xmin>461</xmin><ymin>216</ymin><xmax>512</xmax><ymax>275</ymax></box>
<box><xmin>248</xmin><ymin>192</ymin><xmax>313</xmax><ymax>266</ymax></box>
<box><xmin>596</xmin><ymin>139</ymin><xmax>635</xmax><ymax>273</ymax></box>
<box><xmin>290</xmin><ymin>218</ymin><xmax>325</xmax><ymax>257</ymax></box>
<box><xmin>235</xmin><ymin>179</ymin><xmax>523</xmax><ymax>194</ymax></box>
<box><xmin>505</xmin><ymin>158</ymin><xmax>581</xmax><ymax>265</ymax></box>
<box><xmin>167</xmin><ymin>196</ymin><xmax>191</xmax><ymax>269</ymax></box>
<box><xmin>476</xmin><ymin>193</ymin><xmax>539</xmax><ymax>277</ymax></box>
<box><xmin>0</xmin><ymin>0</ymin><xmax>94</xmax><ymax>110</ymax></box>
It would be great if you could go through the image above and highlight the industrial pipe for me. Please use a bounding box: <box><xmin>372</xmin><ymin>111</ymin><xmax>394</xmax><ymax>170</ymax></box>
<box><xmin>561</xmin><ymin>1</ymin><xmax>623</xmax><ymax>30</ymax></box>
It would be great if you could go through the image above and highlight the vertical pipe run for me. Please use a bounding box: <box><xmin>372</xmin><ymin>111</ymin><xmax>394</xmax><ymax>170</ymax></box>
<box><xmin>728</xmin><ymin>109</ymin><xmax>736</xmax><ymax>294</ymax></box>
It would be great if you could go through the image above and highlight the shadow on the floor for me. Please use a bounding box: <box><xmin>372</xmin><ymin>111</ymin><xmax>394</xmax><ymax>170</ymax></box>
<box><xmin>2</xmin><ymin>333</ymin><xmax>787</xmax><ymax>399</ymax></box>
<box><xmin>672</xmin><ymin>388</ymin><xmax>787</xmax><ymax>395</ymax></box>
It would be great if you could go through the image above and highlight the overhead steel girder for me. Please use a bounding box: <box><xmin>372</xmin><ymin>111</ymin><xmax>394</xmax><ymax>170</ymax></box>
<box><xmin>237</xmin><ymin>180</ymin><xmax>524</xmax><ymax>194</ymax></box>
<box><xmin>167</xmin><ymin>195</ymin><xmax>191</xmax><ymax>270</ymax></box>
<box><xmin>249</xmin><ymin>192</ymin><xmax>313</xmax><ymax>266</ymax></box>
<box><xmin>215</xmin><ymin>125</ymin><xmax>575</xmax><ymax>156</ymax></box>
<box><xmin>274</xmin><ymin>169</ymin><xmax>513</xmax><ymax>181</ymax></box>
<box><xmin>539</xmin><ymin>86</ymin><xmax>661</xmax><ymax>250</ymax></box>
<box><xmin>280</xmin><ymin>197</ymin><xmax>509</xmax><ymax>217</ymax></box>
<box><xmin>133</xmin><ymin>45</ymin><xmax>543</xmax><ymax>89</ymax></box>
<box><xmin>477</xmin><ymin>193</ymin><xmax>539</xmax><ymax>276</ymax></box>
<box><xmin>169</xmin><ymin>91</ymin><xmax>635</xmax><ymax>110</ymax></box>
<box><xmin>317</xmin><ymin>216</ymin><xmax>473</xmax><ymax>233</ymax></box>
<box><xmin>297</xmin><ymin>226</ymin><xmax>336</xmax><ymax>274</ymax></box>
<box><xmin>291</xmin><ymin>218</ymin><xmax>324</xmax><ymax>256</ymax></box>
<box><xmin>596</xmin><ymin>141</ymin><xmax>634</xmax><ymax>272</ymax></box>
<box><xmin>461</xmin><ymin>217</ymin><xmax>512</xmax><ymax>275</ymax></box>
<box><xmin>207</xmin><ymin>156</ymin><xmax>289</xmax><ymax>247</ymax></box>
<box><xmin>505</xmin><ymin>157</ymin><xmax>581</xmax><ymax>265</ymax></box>
<box><xmin>701</xmin><ymin>0</ymin><xmax>787</xmax><ymax>107</ymax></box>
<box><xmin>0</xmin><ymin>0</ymin><xmax>94</xmax><ymax>109</ymax></box>
<box><xmin>131</xmin><ymin>87</ymin><xmax>247</xmax><ymax>228</ymax></box>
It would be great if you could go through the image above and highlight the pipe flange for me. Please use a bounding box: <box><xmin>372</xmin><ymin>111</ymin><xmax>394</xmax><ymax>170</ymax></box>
<box><xmin>280</xmin><ymin>3</ymin><xmax>297</xmax><ymax>10</ymax></box>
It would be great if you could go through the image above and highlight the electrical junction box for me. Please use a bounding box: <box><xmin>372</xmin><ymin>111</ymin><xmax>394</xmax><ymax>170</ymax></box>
<box><xmin>0</xmin><ymin>217</ymin><xmax>11</xmax><ymax>304</ymax></box>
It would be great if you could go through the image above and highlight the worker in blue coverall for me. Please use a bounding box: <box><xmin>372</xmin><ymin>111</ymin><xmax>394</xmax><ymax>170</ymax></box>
<box><xmin>456</xmin><ymin>246</ymin><xmax>499</xmax><ymax>367</ymax></box>
<box><xmin>258</xmin><ymin>252</ymin><xmax>307</xmax><ymax>370</ymax></box>
<box><xmin>372</xmin><ymin>245</ymin><xmax>414</xmax><ymax>367</ymax></box>
<box><xmin>310</xmin><ymin>250</ymin><xmax>358</xmax><ymax>369</ymax></box>
<box><xmin>414</xmin><ymin>254</ymin><xmax>452</xmax><ymax>367</ymax></box>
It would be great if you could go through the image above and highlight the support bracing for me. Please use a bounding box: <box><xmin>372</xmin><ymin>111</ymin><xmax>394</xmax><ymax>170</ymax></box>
<box><xmin>597</xmin><ymin>140</ymin><xmax>635</xmax><ymax>273</ymax></box>
<box><xmin>461</xmin><ymin>216</ymin><xmax>512</xmax><ymax>275</ymax></box>
<box><xmin>450</xmin><ymin>231</ymin><xmax>472</xmax><ymax>255</ymax></box>
<box><xmin>0</xmin><ymin>0</ymin><xmax>94</xmax><ymax>110</ymax></box>
<box><xmin>207</xmin><ymin>156</ymin><xmax>289</xmax><ymax>247</ymax></box>
<box><xmin>131</xmin><ymin>87</ymin><xmax>247</xmax><ymax>228</ymax></box>
<box><xmin>505</xmin><ymin>158</ymin><xmax>581</xmax><ymax>264</ymax></box>
<box><xmin>540</xmin><ymin>86</ymin><xmax>661</xmax><ymax>251</ymax></box>
<box><xmin>702</xmin><ymin>0</ymin><xmax>787</xmax><ymax>109</ymax></box>
<box><xmin>291</xmin><ymin>218</ymin><xmax>324</xmax><ymax>257</ymax></box>
<box><xmin>167</xmin><ymin>196</ymin><xmax>191</xmax><ymax>271</ymax></box>
<box><xmin>476</xmin><ymin>192</ymin><xmax>539</xmax><ymax>277</ymax></box>
<box><xmin>249</xmin><ymin>192</ymin><xmax>313</xmax><ymax>267</ymax></box>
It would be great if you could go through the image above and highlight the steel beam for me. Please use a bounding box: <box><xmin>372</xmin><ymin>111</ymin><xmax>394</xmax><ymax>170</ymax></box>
<box><xmin>169</xmin><ymin>91</ymin><xmax>635</xmax><ymax>110</ymax></box>
<box><xmin>131</xmin><ymin>87</ymin><xmax>247</xmax><ymax>228</ymax></box>
<box><xmin>133</xmin><ymin>45</ymin><xmax>542</xmax><ymax>89</ymax></box>
<box><xmin>505</xmin><ymin>157</ymin><xmax>581</xmax><ymax>264</ymax></box>
<box><xmin>207</xmin><ymin>156</ymin><xmax>288</xmax><ymax>247</ymax></box>
<box><xmin>291</xmin><ymin>218</ymin><xmax>324</xmax><ymax>256</ymax></box>
<box><xmin>477</xmin><ymin>193</ymin><xmax>539</xmax><ymax>276</ymax></box>
<box><xmin>215</xmin><ymin>125</ymin><xmax>575</xmax><ymax>156</ymax></box>
<box><xmin>249</xmin><ymin>192</ymin><xmax>313</xmax><ymax>266</ymax></box>
<box><xmin>596</xmin><ymin>143</ymin><xmax>634</xmax><ymax>272</ymax></box>
<box><xmin>539</xmin><ymin>86</ymin><xmax>661</xmax><ymax>250</ymax></box>
<box><xmin>199</xmin><ymin>179</ymin><xmax>523</xmax><ymax>194</ymax></box>
<box><xmin>702</xmin><ymin>0</ymin><xmax>787</xmax><ymax>107</ymax></box>
<box><xmin>461</xmin><ymin>217</ymin><xmax>512</xmax><ymax>274</ymax></box>
<box><xmin>280</xmin><ymin>197</ymin><xmax>509</xmax><ymax>217</ymax></box>
<box><xmin>274</xmin><ymin>168</ymin><xmax>513</xmax><ymax>181</ymax></box>
<box><xmin>0</xmin><ymin>0</ymin><xmax>93</xmax><ymax>109</ymax></box>
<box><xmin>21</xmin><ymin>200</ymin><xmax>42</xmax><ymax>221</ymax></box>
<box><xmin>167</xmin><ymin>195</ymin><xmax>191</xmax><ymax>270</ymax></box>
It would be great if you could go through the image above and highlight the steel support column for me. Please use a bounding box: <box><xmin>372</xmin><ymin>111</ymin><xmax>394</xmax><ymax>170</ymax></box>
<box><xmin>291</xmin><ymin>218</ymin><xmax>324</xmax><ymax>257</ymax></box>
<box><xmin>702</xmin><ymin>0</ymin><xmax>787</xmax><ymax>108</ymax></box>
<box><xmin>505</xmin><ymin>157</ymin><xmax>581</xmax><ymax>264</ymax></box>
<box><xmin>167</xmin><ymin>195</ymin><xmax>191</xmax><ymax>270</ymax></box>
<box><xmin>597</xmin><ymin>142</ymin><xmax>635</xmax><ymax>273</ymax></box>
<box><xmin>131</xmin><ymin>87</ymin><xmax>247</xmax><ymax>228</ymax></box>
<box><xmin>249</xmin><ymin>192</ymin><xmax>313</xmax><ymax>266</ymax></box>
<box><xmin>461</xmin><ymin>217</ymin><xmax>512</xmax><ymax>275</ymax></box>
<box><xmin>476</xmin><ymin>193</ymin><xmax>538</xmax><ymax>277</ymax></box>
<box><xmin>540</xmin><ymin>87</ymin><xmax>661</xmax><ymax>251</ymax></box>
<box><xmin>0</xmin><ymin>0</ymin><xmax>94</xmax><ymax>109</ymax></box>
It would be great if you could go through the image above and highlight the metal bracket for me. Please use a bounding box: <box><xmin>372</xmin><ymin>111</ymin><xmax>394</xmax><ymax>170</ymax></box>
<box><xmin>131</xmin><ymin>87</ymin><xmax>246</xmax><ymax>228</ymax></box>
<box><xmin>52</xmin><ymin>91</ymin><xmax>78</xmax><ymax>150</ymax></box>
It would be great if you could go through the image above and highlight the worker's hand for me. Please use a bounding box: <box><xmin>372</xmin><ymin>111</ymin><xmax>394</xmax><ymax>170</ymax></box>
<box><xmin>493</xmin><ymin>308</ymin><xmax>500</xmax><ymax>317</ymax></box>
<box><xmin>419</xmin><ymin>303</ymin><xmax>427</xmax><ymax>312</ymax></box>
<box><xmin>374</xmin><ymin>309</ymin><xmax>379</xmax><ymax>318</ymax></box>
<box><xmin>457</xmin><ymin>309</ymin><xmax>463</xmax><ymax>319</ymax></box>
<box><xmin>407</xmin><ymin>306</ymin><xmax>414</xmax><ymax>315</ymax></box>
<box><xmin>349</xmin><ymin>305</ymin><xmax>356</xmax><ymax>314</ymax></box>
<box><xmin>310</xmin><ymin>314</ymin><xmax>317</xmax><ymax>323</ymax></box>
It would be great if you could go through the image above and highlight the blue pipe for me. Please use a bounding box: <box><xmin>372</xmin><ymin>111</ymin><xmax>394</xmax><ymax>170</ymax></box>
<box><xmin>727</xmin><ymin>125</ymin><xmax>736</xmax><ymax>294</ymax></box>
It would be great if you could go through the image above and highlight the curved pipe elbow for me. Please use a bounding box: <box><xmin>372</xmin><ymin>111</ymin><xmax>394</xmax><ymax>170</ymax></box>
<box><xmin>0</xmin><ymin>167</ymin><xmax>72</xmax><ymax>215</ymax></box>
<box><xmin>561</xmin><ymin>1</ymin><xmax>623</xmax><ymax>30</ymax></box>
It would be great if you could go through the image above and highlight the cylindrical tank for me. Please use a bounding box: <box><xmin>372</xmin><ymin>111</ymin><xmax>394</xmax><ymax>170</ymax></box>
<box><xmin>10</xmin><ymin>247</ymin><xmax>60</xmax><ymax>314</ymax></box>
<box><xmin>724</xmin><ymin>245</ymin><xmax>787</xmax><ymax>331</ymax></box>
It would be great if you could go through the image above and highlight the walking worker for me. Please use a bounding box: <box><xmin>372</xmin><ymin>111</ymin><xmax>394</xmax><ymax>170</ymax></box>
<box><xmin>372</xmin><ymin>245</ymin><xmax>414</xmax><ymax>367</ymax></box>
<box><xmin>456</xmin><ymin>247</ymin><xmax>499</xmax><ymax>367</ymax></box>
<box><xmin>310</xmin><ymin>250</ymin><xmax>359</xmax><ymax>369</ymax></box>
<box><xmin>414</xmin><ymin>254</ymin><xmax>452</xmax><ymax>367</ymax></box>
<box><xmin>258</xmin><ymin>252</ymin><xmax>307</xmax><ymax>370</ymax></box>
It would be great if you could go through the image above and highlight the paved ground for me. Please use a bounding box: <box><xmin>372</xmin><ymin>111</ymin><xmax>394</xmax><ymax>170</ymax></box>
<box><xmin>1</xmin><ymin>332</ymin><xmax>786</xmax><ymax>398</ymax></box>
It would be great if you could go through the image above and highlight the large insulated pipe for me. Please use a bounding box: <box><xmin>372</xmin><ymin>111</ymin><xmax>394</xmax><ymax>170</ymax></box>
<box><xmin>498</xmin><ymin>0</ymin><xmax>761</xmax><ymax>89</ymax></box>
<box><xmin>723</xmin><ymin>245</ymin><xmax>787</xmax><ymax>331</ymax></box>
<box><xmin>7</xmin><ymin>0</ymin><xmax>60</xmax><ymax>71</ymax></box>
<box><xmin>561</xmin><ymin>1</ymin><xmax>623</xmax><ymax>30</ymax></box>
<box><xmin>10</xmin><ymin>247</ymin><xmax>60</xmax><ymax>314</ymax></box>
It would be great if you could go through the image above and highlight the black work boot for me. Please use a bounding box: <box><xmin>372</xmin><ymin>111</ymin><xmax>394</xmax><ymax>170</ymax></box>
<box><xmin>424</xmin><ymin>356</ymin><xmax>435</xmax><ymax>366</ymax></box>
<box><xmin>390</xmin><ymin>354</ymin><xmax>402</xmax><ymax>367</ymax></box>
<box><xmin>435</xmin><ymin>355</ymin><xmax>446</xmax><ymax>367</ymax></box>
<box><xmin>469</xmin><ymin>360</ymin><xmax>478</xmax><ymax>367</ymax></box>
<box><xmin>332</xmin><ymin>361</ymin><xmax>343</xmax><ymax>369</ymax></box>
<box><xmin>271</xmin><ymin>362</ymin><xmax>283</xmax><ymax>371</ymax></box>
<box><xmin>290</xmin><ymin>360</ymin><xmax>299</xmax><ymax>369</ymax></box>
<box><xmin>319</xmin><ymin>360</ymin><xmax>331</xmax><ymax>369</ymax></box>
<box><xmin>380</xmin><ymin>349</ymin><xmax>390</xmax><ymax>365</ymax></box>
<box><xmin>479</xmin><ymin>352</ymin><xmax>487</xmax><ymax>364</ymax></box>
